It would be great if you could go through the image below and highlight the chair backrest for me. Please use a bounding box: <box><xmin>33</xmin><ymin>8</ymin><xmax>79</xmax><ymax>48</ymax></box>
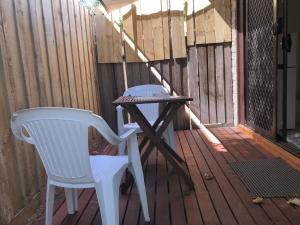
<box><xmin>11</xmin><ymin>107</ymin><xmax>121</xmax><ymax>185</ymax></box>
<box><xmin>123</xmin><ymin>85</ymin><xmax>169</xmax><ymax>122</ymax></box>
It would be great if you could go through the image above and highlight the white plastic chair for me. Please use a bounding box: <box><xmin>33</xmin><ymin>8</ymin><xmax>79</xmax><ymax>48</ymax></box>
<box><xmin>11</xmin><ymin>107</ymin><xmax>150</xmax><ymax>225</ymax></box>
<box><xmin>117</xmin><ymin>84</ymin><xmax>176</xmax><ymax>155</ymax></box>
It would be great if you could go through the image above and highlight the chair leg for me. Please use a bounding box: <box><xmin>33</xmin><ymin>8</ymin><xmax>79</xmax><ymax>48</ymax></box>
<box><xmin>95</xmin><ymin>169</ymin><xmax>125</xmax><ymax>225</ymax></box>
<box><xmin>64</xmin><ymin>188</ymin><xmax>78</xmax><ymax>214</ymax></box>
<box><xmin>45</xmin><ymin>181</ymin><xmax>55</xmax><ymax>225</ymax></box>
<box><xmin>127</xmin><ymin>134</ymin><xmax>150</xmax><ymax>222</ymax></box>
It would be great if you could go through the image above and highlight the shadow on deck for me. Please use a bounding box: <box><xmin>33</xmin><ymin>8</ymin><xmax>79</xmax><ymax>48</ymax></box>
<box><xmin>33</xmin><ymin>127</ymin><xmax>300</xmax><ymax>225</ymax></box>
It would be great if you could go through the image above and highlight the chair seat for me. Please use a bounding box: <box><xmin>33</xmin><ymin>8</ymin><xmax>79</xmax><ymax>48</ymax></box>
<box><xmin>90</xmin><ymin>155</ymin><xmax>128</xmax><ymax>182</ymax></box>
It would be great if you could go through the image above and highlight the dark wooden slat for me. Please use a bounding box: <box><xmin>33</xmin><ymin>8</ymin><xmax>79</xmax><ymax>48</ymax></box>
<box><xmin>189</xmin><ymin>130</ymin><xmax>258</xmax><ymax>225</ymax></box>
<box><xmin>114</xmin><ymin>63</ymin><xmax>125</xmax><ymax>96</ymax></box>
<box><xmin>174</xmin><ymin>135</ymin><xmax>203</xmax><ymax>225</ymax></box>
<box><xmin>198</xmin><ymin>46</ymin><xmax>209</xmax><ymax>124</ymax></box>
<box><xmin>167</xmin><ymin>161</ymin><xmax>188</xmax><ymax>225</ymax></box>
<box><xmin>161</xmin><ymin>60</ymin><xmax>171</xmax><ymax>85</ymax></box>
<box><xmin>138</xmin><ymin>149</ymin><xmax>157</xmax><ymax>225</ymax></box>
<box><xmin>120</xmin><ymin>183</ymin><xmax>140</xmax><ymax>225</ymax></box>
<box><xmin>51</xmin><ymin>0</ymin><xmax>71</xmax><ymax>108</ymax></box>
<box><xmin>76</xmin><ymin>193</ymin><xmax>99</xmax><ymax>225</ymax></box>
<box><xmin>207</xmin><ymin>46</ymin><xmax>216</xmax><ymax>123</ymax></box>
<box><xmin>180</xmin><ymin>59</ymin><xmax>190</xmax><ymax>130</ymax></box>
<box><xmin>178</xmin><ymin>132</ymin><xmax>221</xmax><ymax>225</ymax></box>
<box><xmin>98</xmin><ymin>64</ymin><xmax>117</xmax><ymax>131</ymax></box>
<box><xmin>150</xmin><ymin>61</ymin><xmax>161</xmax><ymax>84</ymax></box>
<box><xmin>215</xmin><ymin>45</ymin><xmax>225</xmax><ymax>123</ymax></box>
<box><xmin>224</xmin><ymin>44</ymin><xmax>233</xmax><ymax>123</ymax></box>
<box><xmin>60</xmin><ymin>190</ymin><xmax>94</xmax><ymax>225</ymax></box>
<box><xmin>139</xmin><ymin>63</ymin><xmax>150</xmax><ymax>84</ymax></box>
<box><xmin>132</xmin><ymin>63</ymin><xmax>141</xmax><ymax>86</ymax></box>
<box><xmin>126</xmin><ymin>63</ymin><xmax>134</xmax><ymax>88</ymax></box>
<box><xmin>272</xmin><ymin>198</ymin><xmax>300</xmax><ymax>225</ymax></box>
<box><xmin>172</xmin><ymin>59</ymin><xmax>184</xmax><ymax>130</ymax></box>
<box><xmin>178</xmin><ymin>131</ymin><xmax>239</xmax><ymax>225</ymax></box>
<box><xmin>187</xmin><ymin>47</ymin><xmax>200</xmax><ymax>118</ymax></box>
<box><xmin>155</xmin><ymin>151</ymin><xmax>171</xmax><ymax>225</ymax></box>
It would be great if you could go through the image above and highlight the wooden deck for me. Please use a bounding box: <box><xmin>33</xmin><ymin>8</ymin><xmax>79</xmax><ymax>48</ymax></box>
<box><xmin>33</xmin><ymin>127</ymin><xmax>300</xmax><ymax>225</ymax></box>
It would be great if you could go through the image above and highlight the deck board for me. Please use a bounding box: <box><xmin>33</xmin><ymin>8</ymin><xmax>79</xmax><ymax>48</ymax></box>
<box><xmin>34</xmin><ymin>128</ymin><xmax>300</xmax><ymax>225</ymax></box>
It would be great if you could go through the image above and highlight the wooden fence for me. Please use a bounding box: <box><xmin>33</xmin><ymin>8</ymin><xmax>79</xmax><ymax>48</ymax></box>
<box><xmin>95</xmin><ymin>0</ymin><xmax>232</xmax><ymax>63</ymax></box>
<box><xmin>97</xmin><ymin>43</ymin><xmax>233</xmax><ymax>131</ymax></box>
<box><xmin>0</xmin><ymin>0</ymin><xmax>99</xmax><ymax>224</ymax></box>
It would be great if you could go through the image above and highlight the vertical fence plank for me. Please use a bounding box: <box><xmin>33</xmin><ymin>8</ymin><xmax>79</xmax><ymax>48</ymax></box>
<box><xmin>1</xmin><ymin>0</ymin><xmax>33</xmax><ymax>208</ymax></box>
<box><xmin>80</xmin><ymin>4</ymin><xmax>94</xmax><ymax>112</ymax></box>
<box><xmin>198</xmin><ymin>46</ymin><xmax>209</xmax><ymax>124</ymax></box>
<box><xmin>29</xmin><ymin>0</ymin><xmax>53</xmax><ymax>107</ymax></box>
<box><xmin>98</xmin><ymin>64</ymin><xmax>117</xmax><ymax>131</ymax></box>
<box><xmin>42</xmin><ymin>0</ymin><xmax>63</xmax><ymax>106</ymax></box>
<box><xmin>114</xmin><ymin>63</ymin><xmax>125</xmax><ymax>96</ymax></box>
<box><xmin>61</xmin><ymin>0</ymin><xmax>78</xmax><ymax>108</ymax></box>
<box><xmin>95</xmin><ymin>13</ymin><xmax>114</xmax><ymax>63</ymax></box>
<box><xmin>207</xmin><ymin>45</ymin><xmax>216</xmax><ymax>123</ymax></box>
<box><xmin>140</xmin><ymin>63</ymin><xmax>150</xmax><ymax>84</ymax></box>
<box><xmin>188</xmin><ymin>47</ymin><xmax>200</xmax><ymax>117</ymax></box>
<box><xmin>68</xmin><ymin>0</ymin><xmax>85</xmax><ymax>109</ymax></box>
<box><xmin>224</xmin><ymin>0</ymin><xmax>232</xmax><ymax>42</ymax></box>
<box><xmin>85</xmin><ymin>10</ymin><xmax>98</xmax><ymax>113</ymax></box>
<box><xmin>74</xmin><ymin>0</ymin><xmax>90</xmax><ymax>110</ymax></box>
<box><xmin>170</xmin><ymin>0</ymin><xmax>186</xmax><ymax>58</ymax></box>
<box><xmin>224</xmin><ymin>44</ymin><xmax>233</xmax><ymax>123</ymax></box>
<box><xmin>123</xmin><ymin>5</ymin><xmax>141</xmax><ymax>62</ymax></box>
<box><xmin>186</xmin><ymin>0</ymin><xmax>195</xmax><ymax>46</ymax></box>
<box><xmin>151</xmin><ymin>0</ymin><xmax>164</xmax><ymax>60</ymax></box>
<box><xmin>52</xmin><ymin>0</ymin><xmax>71</xmax><ymax>107</ymax></box>
<box><xmin>149</xmin><ymin>61</ymin><xmax>160</xmax><ymax>84</ymax></box>
<box><xmin>194</xmin><ymin>10</ymin><xmax>206</xmax><ymax>44</ymax></box>
<box><xmin>0</xmin><ymin>71</ymin><xmax>17</xmax><ymax>224</ymax></box>
<box><xmin>172</xmin><ymin>59</ymin><xmax>185</xmax><ymax>129</ymax></box>
<box><xmin>132</xmin><ymin>63</ymin><xmax>142</xmax><ymax>85</ymax></box>
<box><xmin>215</xmin><ymin>45</ymin><xmax>226</xmax><ymax>123</ymax></box>
<box><xmin>15</xmin><ymin>0</ymin><xmax>40</xmax><ymax>108</ymax></box>
<box><xmin>14</xmin><ymin>0</ymin><xmax>41</xmax><ymax>199</ymax></box>
<box><xmin>204</xmin><ymin>5</ymin><xmax>215</xmax><ymax>44</ymax></box>
<box><xmin>161</xmin><ymin>0</ymin><xmax>170</xmax><ymax>59</ymax></box>
<box><xmin>126</xmin><ymin>63</ymin><xmax>134</xmax><ymax>87</ymax></box>
<box><xmin>0</xmin><ymin>0</ymin><xmax>25</xmax><ymax>216</ymax></box>
<box><xmin>140</xmin><ymin>0</ymin><xmax>154</xmax><ymax>61</ymax></box>
<box><xmin>161</xmin><ymin>60</ymin><xmax>171</xmax><ymax>85</ymax></box>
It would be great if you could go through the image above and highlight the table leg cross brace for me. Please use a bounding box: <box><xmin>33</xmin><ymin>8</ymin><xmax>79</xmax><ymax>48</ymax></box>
<box><xmin>124</xmin><ymin>103</ymin><xmax>194</xmax><ymax>189</ymax></box>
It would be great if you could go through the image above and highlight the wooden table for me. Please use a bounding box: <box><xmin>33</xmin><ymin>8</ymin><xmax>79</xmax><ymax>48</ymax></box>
<box><xmin>113</xmin><ymin>95</ymin><xmax>194</xmax><ymax>192</ymax></box>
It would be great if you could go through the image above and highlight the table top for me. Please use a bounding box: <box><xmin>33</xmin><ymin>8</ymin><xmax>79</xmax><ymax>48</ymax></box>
<box><xmin>112</xmin><ymin>95</ymin><xmax>193</xmax><ymax>106</ymax></box>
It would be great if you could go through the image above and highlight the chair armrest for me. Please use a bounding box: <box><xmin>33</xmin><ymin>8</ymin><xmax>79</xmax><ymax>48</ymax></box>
<box><xmin>89</xmin><ymin>114</ymin><xmax>121</xmax><ymax>145</ymax></box>
<box><xmin>119</xmin><ymin>128</ymin><xmax>137</xmax><ymax>141</ymax></box>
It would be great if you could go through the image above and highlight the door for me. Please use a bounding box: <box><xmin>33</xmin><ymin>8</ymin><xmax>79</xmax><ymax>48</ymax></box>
<box><xmin>277</xmin><ymin>0</ymin><xmax>300</xmax><ymax>154</ymax></box>
<box><xmin>245</xmin><ymin>0</ymin><xmax>278</xmax><ymax>137</ymax></box>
